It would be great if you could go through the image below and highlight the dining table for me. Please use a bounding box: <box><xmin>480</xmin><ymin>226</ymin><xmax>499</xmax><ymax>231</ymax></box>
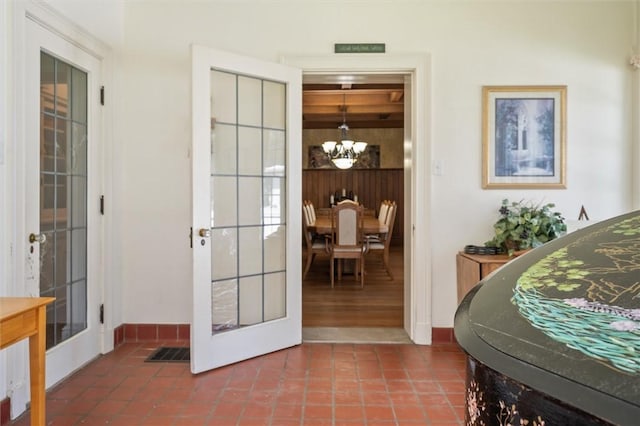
<box><xmin>307</xmin><ymin>216</ymin><xmax>388</xmax><ymax>235</ymax></box>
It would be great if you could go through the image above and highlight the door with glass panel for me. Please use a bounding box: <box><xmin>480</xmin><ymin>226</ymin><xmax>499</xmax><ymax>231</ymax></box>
<box><xmin>26</xmin><ymin>19</ymin><xmax>102</xmax><ymax>387</ymax></box>
<box><xmin>191</xmin><ymin>46</ymin><xmax>301</xmax><ymax>373</ymax></box>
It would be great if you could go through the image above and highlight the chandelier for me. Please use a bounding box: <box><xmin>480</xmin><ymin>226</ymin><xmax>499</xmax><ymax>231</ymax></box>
<box><xmin>322</xmin><ymin>94</ymin><xmax>367</xmax><ymax>169</ymax></box>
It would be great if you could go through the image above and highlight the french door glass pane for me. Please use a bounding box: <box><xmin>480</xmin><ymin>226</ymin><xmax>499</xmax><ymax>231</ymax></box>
<box><xmin>239</xmin><ymin>276</ymin><xmax>263</xmax><ymax>325</ymax></box>
<box><xmin>238</xmin><ymin>127</ymin><xmax>262</xmax><ymax>175</ymax></box>
<box><xmin>212</xmin><ymin>279</ymin><xmax>238</xmax><ymax>331</ymax></box>
<box><xmin>209</xmin><ymin>69</ymin><xmax>287</xmax><ymax>334</ymax></box>
<box><xmin>264</xmin><ymin>129</ymin><xmax>285</xmax><ymax>174</ymax></box>
<box><xmin>70</xmin><ymin>122</ymin><xmax>87</xmax><ymax>175</ymax></box>
<box><xmin>239</xmin><ymin>227</ymin><xmax>262</xmax><ymax>276</ymax></box>
<box><xmin>210</xmin><ymin>70</ymin><xmax>236</xmax><ymax>124</ymax></box>
<box><xmin>210</xmin><ymin>176</ymin><xmax>237</xmax><ymax>228</ymax></box>
<box><xmin>238</xmin><ymin>76</ymin><xmax>261</xmax><ymax>127</ymax></box>
<box><xmin>238</xmin><ymin>177</ymin><xmax>261</xmax><ymax>226</ymax></box>
<box><xmin>263</xmin><ymin>81</ymin><xmax>285</xmax><ymax>129</ymax></box>
<box><xmin>211</xmin><ymin>228</ymin><xmax>237</xmax><ymax>281</ymax></box>
<box><xmin>54</xmin><ymin>60</ymin><xmax>69</xmax><ymax>118</ymax></box>
<box><xmin>264</xmin><ymin>272</ymin><xmax>286</xmax><ymax>321</ymax></box>
<box><xmin>40</xmin><ymin>51</ymin><xmax>88</xmax><ymax>349</ymax></box>
<box><xmin>211</xmin><ymin>123</ymin><xmax>236</xmax><ymax>175</ymax></box>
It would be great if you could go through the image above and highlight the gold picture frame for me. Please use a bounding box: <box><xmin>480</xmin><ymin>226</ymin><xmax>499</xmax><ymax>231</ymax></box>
<box><xmin>482</xmin><ymin>85</ymin><xmax>567</xmax><ymax>189</ymax></box>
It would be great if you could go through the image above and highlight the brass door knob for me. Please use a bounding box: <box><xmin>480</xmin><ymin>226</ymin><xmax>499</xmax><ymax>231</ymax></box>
<box><xmin>28</xmin><ymin>233</ymin><xmax>46</xmax><ymax>244</ymax></box>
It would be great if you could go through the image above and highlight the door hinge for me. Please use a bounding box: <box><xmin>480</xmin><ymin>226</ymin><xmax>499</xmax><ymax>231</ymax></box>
<box><xmin>100</xmin><ymin>195</ymin><xmax>105</xmax><ymax>215</ymax></box>
<box><xmin>99</xmin><ymin>304</ymin><xmax>104</xmax><ymax>324</ymax></box>
<box><xmin>100</xmin><ymin>86</ymin><xmax>105</xmax><ymax>106</ymax></box>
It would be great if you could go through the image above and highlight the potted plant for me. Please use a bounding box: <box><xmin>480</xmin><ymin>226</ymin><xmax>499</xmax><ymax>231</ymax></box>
<box><xmin>485</xmin><ymin>199</ymin><xmax>567</xmax><ymax>256</ymax></box>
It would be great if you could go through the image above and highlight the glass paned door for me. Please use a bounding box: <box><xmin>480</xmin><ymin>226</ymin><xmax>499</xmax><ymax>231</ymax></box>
<box><xmin>210</xmin><ymin>71</ymin><xmax>287</xmax><ymax>332</ymax></box>
<box><xmin>39</xmin><ymin>52</ymin><xmax>88</xmax><ymax>349</ymax></box>
<box><xmin>25</xmin><ymin>17</ymin><xmax>101</xmax><ymax>391</ymax></box>
<box><xmin>191</xmin><ymin>46</ymin><xmax>301</xmax><ymax>374</ymax></box>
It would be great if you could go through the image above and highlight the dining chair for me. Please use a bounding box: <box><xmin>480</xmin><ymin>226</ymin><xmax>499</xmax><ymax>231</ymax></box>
<box><xmin>366</xmin><ymin>201</ymin><xmax>397</xmax><ymax>280</ymax></box>
<box><xmin>337</xmin><ymin>199</ymin><xmax>359</xmax><ymax>205</ymax></box>
<box><xmin>378</xmin><ymin>200</ymin><xmax>390</xmax><ymax>224</ymax></box>
<box><xmin>303</xmin><ymin>200</ymin><xmax>311</xmax><ymax>225</ymax></box>
<box><xmin>304</xmin><ymin>200</ymin><xmax>323</xmax><ymax>242</ymax></box>
<box><xmin>366</xmin><ymin>200</ymin><xmax>390</xmax><ymax>243</ymax></box>
<box><xmin>306</xmin><ymin>200</ymin><xmax>317</xmax><ymax>223</ymax></box>
<box><xmin>302</xmin><ymin>203</ymin><xmax>328</xmax><ymax>279</ymax></box>
<box><xmin>328</xmin><ymin>202</ymin><xmax>366</xmax><ymax>288</ymax></box>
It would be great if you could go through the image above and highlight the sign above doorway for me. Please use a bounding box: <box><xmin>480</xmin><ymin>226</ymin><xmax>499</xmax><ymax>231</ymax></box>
<box><xmin>334</xmin><ymin>43</ymin><xmax>386</xmax><ymax>54</ymax></box>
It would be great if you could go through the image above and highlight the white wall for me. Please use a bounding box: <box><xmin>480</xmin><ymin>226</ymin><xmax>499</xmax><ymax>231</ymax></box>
<box><xmin>109</xmin><ymin>0</ymin><xmax>634</xmax><ymax>328</ymax></box>
<box><xmin>7</xmin><ymin>0</ymin><xmax>626</xmax><ymax>330</ymax></box>
<box><xmin>40</xmin><ymin>0</ymin><xmax>124</xmax><ymax>47</ymax></box>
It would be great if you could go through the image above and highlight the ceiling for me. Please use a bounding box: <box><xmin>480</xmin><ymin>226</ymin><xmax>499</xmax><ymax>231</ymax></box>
<box><xmin>302</xmin><ymin>75</ymin><xmax>405</xmax><ymax>130</ymax></box>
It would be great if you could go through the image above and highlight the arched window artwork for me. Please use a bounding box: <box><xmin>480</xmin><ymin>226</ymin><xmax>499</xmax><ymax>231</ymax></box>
<box><xmin>482</xmin><ymin>86</ymin><xmax>566</xmax><ymax>189</ymax></box>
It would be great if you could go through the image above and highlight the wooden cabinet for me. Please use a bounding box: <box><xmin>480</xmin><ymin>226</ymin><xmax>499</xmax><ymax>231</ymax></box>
<box><xmin>456</xmin><ymin>252</ymin><xmax>511</xmax><ymax>303</ymax></box>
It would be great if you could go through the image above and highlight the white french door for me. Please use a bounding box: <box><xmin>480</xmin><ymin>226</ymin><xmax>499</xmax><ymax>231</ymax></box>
<box><xmin>191</xmin><ymin>46</ymin><xmax>302</xmax><ymax>373</ymax></box>
<box><xmin>25</xmin><ymin>18</ymin><xmax>102</xmax><ymax>387</ymax></box>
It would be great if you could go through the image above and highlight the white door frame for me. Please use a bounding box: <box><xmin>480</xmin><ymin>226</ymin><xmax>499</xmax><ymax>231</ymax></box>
<box><xmin>282</xmin><ymin>54</ymin><xmax>433</xmax><ymax>344</ymax></box>
<box><xmin>7</xmin><ymin>1</ymin><xmax>113</xmax><ymax>419</ymax></box>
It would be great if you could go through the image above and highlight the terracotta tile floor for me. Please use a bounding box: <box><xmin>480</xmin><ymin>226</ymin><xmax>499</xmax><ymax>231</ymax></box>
<box><xmin>12</xmin><ymin>341</ymin><xmax>467</xmax><ymax>425</ymax></box>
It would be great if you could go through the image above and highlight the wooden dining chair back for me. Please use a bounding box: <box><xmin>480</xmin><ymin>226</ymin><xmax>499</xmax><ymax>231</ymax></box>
<box><xmin>305</xmin><ymin>200</ymin><xmax>317</xmax><ymax>223</ymax></box>
<box><xmin>328</xmin><ymin>203</ymin><xmax>366</xmax><ymax>288</ymax></box>
<box><xmin>302</xmin><ymin>203</ymin><xmax>328</xmax><ymax>279</ymax></box>
<box><xmin>302</xmin><ymin>200</ymin><xmax>312</xmax><ymax>226</ymax></box>
<box><xmin>366</xmin><ymin>201</ymin><xmax>397</xmax><ymax>280</ymax></box>
<box><xmin>378</xmin><ymin>200</ymin><xmax>390</xmax><ymax>224</ymax></box>
<box><xmin>365</xmin><ymin>200</ymin><xmax>390</xmax><ymax>242</ymax></box>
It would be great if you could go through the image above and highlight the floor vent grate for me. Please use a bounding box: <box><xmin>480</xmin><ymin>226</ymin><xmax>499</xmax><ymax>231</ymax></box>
<box><xmin>145</xmin><ymin>347</ymin><xmax>190</xmax><ymax>363</ymax></box>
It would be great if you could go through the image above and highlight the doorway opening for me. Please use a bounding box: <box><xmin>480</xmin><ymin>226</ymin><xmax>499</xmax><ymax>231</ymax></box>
<box><xmin>301</xmin><ymin>73</ymin><xmax>409</xmax><ymax>343</ymax></box>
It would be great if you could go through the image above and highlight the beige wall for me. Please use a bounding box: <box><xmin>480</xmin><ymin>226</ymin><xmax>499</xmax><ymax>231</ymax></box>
<box><xmin>303</xmin><ymin>128</ymin><xmax>404</xmax><ymax>169</ymax></box>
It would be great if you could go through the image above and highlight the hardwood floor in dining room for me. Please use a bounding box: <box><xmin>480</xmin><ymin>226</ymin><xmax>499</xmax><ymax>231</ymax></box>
<box><xmin>302</xmin><ymin>245</ymin><xmax>404</xmax><ymax>327</ymax></box>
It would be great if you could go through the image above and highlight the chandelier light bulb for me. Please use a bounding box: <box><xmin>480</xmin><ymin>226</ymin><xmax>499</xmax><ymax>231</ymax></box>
<box><xmin>353</xmin><ymin>142</ymin><xmax>367</xmax><ymax>154</ymax></box>
<box><xmin>322</xmin><ymin>141</ymin><xmax>337</xmax><ymax>153</ymax></box>
<box><xmin>332</xmin><ymin>158</ymin><xmax>355</xmax><ymax>169</ymax></box>
<box><xmin>341</xmin><ymin>140</ymin><xmax>355</xmax><ymax>150</ymax></box>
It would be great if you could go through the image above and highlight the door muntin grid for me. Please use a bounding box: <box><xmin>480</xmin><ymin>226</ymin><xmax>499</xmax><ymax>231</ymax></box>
<box><xmin>40</xmin><ymin>51</ymin><xmax>88</xmax><ymax>349</ymax></box>
<box><xmin>209</xmin><ymin>70</ymin><xmax>286</xmax><ymax>334</ymax></box>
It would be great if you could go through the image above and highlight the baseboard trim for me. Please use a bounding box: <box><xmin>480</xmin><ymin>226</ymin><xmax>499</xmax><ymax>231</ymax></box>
<box><xmin>432</xmin><ymin>327</ymin><xmax>455</xmax><ymax>343</ymax></box>
<box><xmin>113</xmin><ymin>323</ymin><xmax>454</xmax><ymax>346</ymax></box>
<box><xmin>114</xmin><ymin>323</ymin><xmax>190</xmax><ymax>346</ymax></box>
<box><xmin>1</xmin><ymin>397</ymin><xmax>10</xmax><ymax>426</ymax></box>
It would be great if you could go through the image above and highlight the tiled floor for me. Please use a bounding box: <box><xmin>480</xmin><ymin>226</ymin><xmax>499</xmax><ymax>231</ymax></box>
<box><xmin>11</xmin><ymin>341</ymin><xmax>467</xmax><ymax>425</ymax></box>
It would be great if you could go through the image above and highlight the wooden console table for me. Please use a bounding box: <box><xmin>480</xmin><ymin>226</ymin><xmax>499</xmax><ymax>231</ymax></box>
<box><xmin>0</xmin><ymin>297</ymin><xmax>55</xmax><ymax>425</ymax></box>
<box><xmin>456</xmin><ymin>252</ymin><xmax>510</xmax><ymax>303</ymax></box>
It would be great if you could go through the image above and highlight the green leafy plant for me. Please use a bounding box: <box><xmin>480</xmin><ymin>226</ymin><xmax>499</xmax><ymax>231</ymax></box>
<box><xmin>486</xmin><ymin>199</ymin><xmax>567</xmax><ymax>256</ymax></box>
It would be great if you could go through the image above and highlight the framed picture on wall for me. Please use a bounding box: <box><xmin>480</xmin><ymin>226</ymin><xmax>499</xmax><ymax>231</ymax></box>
<box><xmin>482</xmin><ymin>85</ymin><xmax>567</xmax><ymax>189</ymax></box>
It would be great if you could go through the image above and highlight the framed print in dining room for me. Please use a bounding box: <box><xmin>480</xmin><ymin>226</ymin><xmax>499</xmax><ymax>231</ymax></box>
<box><xmin>482</xmin><ymin>85</ymin><xmax>567</xmax><ymax>189</ymax></box>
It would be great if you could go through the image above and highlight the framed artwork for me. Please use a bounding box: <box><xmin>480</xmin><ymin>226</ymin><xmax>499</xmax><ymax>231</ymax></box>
<box><xmin>482</xmin><ymin>86</ymin><xmax>567</xmax><ymax>189</ymax></box>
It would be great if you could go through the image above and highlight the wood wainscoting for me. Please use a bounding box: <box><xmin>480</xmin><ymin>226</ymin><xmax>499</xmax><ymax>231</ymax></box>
<box><xmin>302</xmin><ymin>168</ymin><xmax>404</xmax><ymax>245</ymax></box>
